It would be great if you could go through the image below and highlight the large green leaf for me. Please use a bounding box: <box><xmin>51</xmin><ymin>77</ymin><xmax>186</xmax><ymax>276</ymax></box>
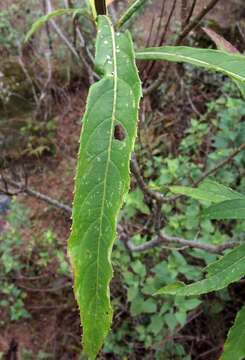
<box><xmin>204</xmin><ymin>198</ymin><xmax>245</xmax><ymax>219</ymax></box>
<box><xmin>136</xmin><ymin>46</ymin><xmax>245</xmax><ymax>90</ymax></box>
<box><xmin>155</xmin><ymin>244</ymin><xmax>245</xmax><ymax>296</ymax></box>
<box><xmin>170</xmin><ymin>180</ymin><xmax>244</xmax><ymax>204</ymax></box>
<box><xmin>220</xmin><ymin>305</ymin><xmax>245</xmax><ymax>360</ymax></box>
<box><xmin>68</xmin><ymin>15</ymin><xmax>141</xmax><ymax>359</ymax></box>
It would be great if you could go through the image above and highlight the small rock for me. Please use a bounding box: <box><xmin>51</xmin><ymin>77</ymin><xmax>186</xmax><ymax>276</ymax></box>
<box><xmin>0</xmin><ymin>195</ymin><xmax>11</xmax><ymax>213</ymax></box>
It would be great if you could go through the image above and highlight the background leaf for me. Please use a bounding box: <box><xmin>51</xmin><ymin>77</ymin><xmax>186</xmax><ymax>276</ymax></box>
<box><xmin>155</xmin><ymin>245</ymin><xmax>245</xmax><ymax>296</ymax></box>
<box><xmin>170</xmin><ymin>180</ymin><xmax>244</xmax><ymax>203</ymax></box>
<box><xmin>220</xmin><ymin>305</ymin><xmax>245</xmax><ymax>360</ymax></box>
<box><xmin>204</xmin><ymin>198</ymin><xmax>245</xmax><ymax>219</ymax></box>
<box><xmin>116</xmin><ymin>0</ymin><xmax>148</xmax><ymax>29</ymax></box>
<box><xmin>88</xmin><ymin>0</ymin><xmax>97</xmax><ymax>18</ymax></box>
<box><xmin>136</xmin><ymin>46</ymin><xmax>245</xmax><ymax>95</ymax></box>
<box><xmin>25</xmin><ymin>9</ymin><xmax>80</xmax><ymax>41</ymax></box>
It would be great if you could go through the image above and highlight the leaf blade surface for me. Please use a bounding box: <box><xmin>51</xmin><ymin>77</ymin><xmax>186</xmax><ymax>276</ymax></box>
<box><xmin>68</xmin><ymin>15</ymin><xmax>141</xmax><ymax>359</ymax></box>
<box><xmin>170</xmin><ymin>180</ymin><xmax>244</xmax><ymax>204</ymax></box>
<box><xmin>204</xmin><ymin>198</ymin><xmax>245</xmax><ymax>219</ymax></box>
<box><xmin>220</xmin><ymin>305</ymin><xmax>245</xmax><ymax>360</ymax></box>
<box><xmin>136</xmin><ymin>46</ymin><xmax>245</xmax><ymax>86</ymax></box>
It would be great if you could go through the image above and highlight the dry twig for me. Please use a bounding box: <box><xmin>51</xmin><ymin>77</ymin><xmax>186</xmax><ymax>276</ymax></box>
<box><xmin>194</xmin><ymin>143</ymin><xmax>245</xmax><ymax>186</ymax></box>
<box><xmin>143</xmin><ymin>0</ymin><xmax>221</xmax><ymax>95</ymax></box>
<box><xmin>126</xmin><ymin>232</ymin><xmax>240</xmax><ymax>254</ymax></box>
<box><xmin>1</xmin><ymin>174</ymin><xmax>241</xmax><ymax>255</ymax></box>
<box><xmin>131</xmin><ymin>144</ymin><xmax>245</xmax><ymax>204</ymax></box>
<box><xmin>0</xmin><ymin>175</ymin><xmax>72</xmax><ymax>214</ymax></box>
<box><xmin>176</xmin><ymin>0</ymin><xmax>221</xmax><ymax>45</ymax></box>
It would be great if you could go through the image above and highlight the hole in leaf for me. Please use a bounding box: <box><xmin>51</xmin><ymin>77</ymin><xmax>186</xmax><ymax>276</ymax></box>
<box><xmin>114</xmin><ymin>124</ymin><xmax>126</xmax><ymax>141</ymax></box>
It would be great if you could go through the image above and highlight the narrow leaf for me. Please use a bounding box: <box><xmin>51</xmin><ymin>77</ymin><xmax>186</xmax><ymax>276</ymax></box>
<box><xmin>155</xmin><ymin>245</ymin><xmax>245</xmax><ymax>296</ymax></box>
<box><xmin>25</xmin><ymin>9</ymin><xmax>81</xmax><ymax>41</ymax></box>
<box><xmin>203</xmin><ymin>27</ymin><xmax>239</xmax><ymax>54</ymax></box>
<box><xmin>68</xmin><ymin>15</ymin><xmax>141</xmax><ymax>359</ymax></box>
<box><xmin>88</xmin><ymin>0</ymin><xmax>97</xmax><ymax>18</ymax></box>
<box><xmin>116</xmin><ymin>0</ymin><xmax>148</xmax><ymax>29</ymax></box>
<box><xmin>204</xmin><ymin>198</ymin><xmax>245</xmax><ymax>219</ymax></box>
<box><xmin>170</xmin><ymin>180</ymin><xmax>244</xmax><ymax>204</ymax></box>
<box><xmin>205</xmin><ymin>245</ymin><xmax>245</xmax><ymax>277</ymax></box>
<box><xmin>235</xmin><ymin>81</ymin><xmax>245</xmax><ymax>99</ymax></box>
<box><xmin>220</xmin><ymin>305</ymin><xmax>245</xmax><ymax>360</ymax></box>
<box><xmin>202</xmin><ymin>28</ymin><xmax>245</xmax><ymax>99</ymax></box>
<box><xmin>136</xmin><ymin>46</ymin><xmax>245</xmax><ymax>89</ymax></box>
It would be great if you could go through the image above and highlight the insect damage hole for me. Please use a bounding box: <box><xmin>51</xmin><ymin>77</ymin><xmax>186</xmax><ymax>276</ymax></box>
<box><xmin>114</xmin><ymin>124</ymin><xmax>126</xmax><ymax>141</ymax></box>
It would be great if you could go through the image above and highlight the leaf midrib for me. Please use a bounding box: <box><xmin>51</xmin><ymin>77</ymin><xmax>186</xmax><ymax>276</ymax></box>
<box><xmin>95</xmin><ymin>16</ymin><xmax>117</xmax><ymax>314</ymax></box>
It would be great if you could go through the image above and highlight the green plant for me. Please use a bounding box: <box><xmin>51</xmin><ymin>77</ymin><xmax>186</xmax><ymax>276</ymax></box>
<box><xmin>0</xmin><ymin>199</ymin><xmax>71</xmax><ymax>329</ymax></box>
<box><xmin>0</xmin><ymin>9</ymin><xmax>20</xmax><ymax>52</ymax></box>
<box><xmin>0</xmin><ymin>2</ymin><xmax>40</xmax><ymax>54</ymax></box>
<box><xmin>0</xmin><ymin>199</ymin><xmax>30</xmax><ymax>323</ymax></box>
<box><xmin>20</xmin><ymin>348</ymin><xmax>52</xmax><ymax>360</ymax></box>
<box><xmin>27</xmin><ymin>1</ymin><xmax>245</xmax><ymax>359</ymax></box>
<box><xmin>157</xmin><ymin>181</ymin><xmax>245</xmax><ymax>359</ymax></box>
<box><xmin>19</xmin><ymin>117</ymin><xmax>57</xmax><ymax>157</ymax></box>
<box><xmin>103</xmin><ymin>240</ymin><xmax>202</xmax><ymax>359</ymax></box>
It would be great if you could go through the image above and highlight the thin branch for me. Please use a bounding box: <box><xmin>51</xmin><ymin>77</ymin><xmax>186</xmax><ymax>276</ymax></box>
<box><xmin>63</xmin><ymin>0</ymin><xmax>99</xmax><ymax>83</ymax></box>
<box><xmin>131</xmin><ymin>144</ymin><xmax>245</xmax><ymax>204</ymax></box>
<box><xmin>17</xmin><ymin>281</ymin><xmax>71</xmax><ymax>292</ymax></box>
<box><xmin>1</xmin><ymin>176</ymin><xmax>241</xmax><ymax>255</ymax></box>
<box><xmin>74</xmin><ymin>24</ymin><xmax>99</xmax><ymax>83</ymax></box>
<box><xmin>141</xmin><ymin>17</ymin><xmax>155</xmax><ymax>80</ymax></box>
<box><xmin>160</xmin><ymin>0</ymin><xmax>177</xmax><ymax>44</ymax></box>
<box><xmin>42</xmin><ymin>0</ymin><xmax>53</xmax><ymax>51</ymax></box>
<box><xmin>181</xmin><ymin>0</ymin><xmax>188</xmax><ymax>31</ymax></box>
<box><xmin>46</xmin><ymin>0</ymin><xmax>99</xmax><ymax>84</ymax></box>
<box><xmin>130</xmin><ymin>154</ymin><xmax>166</xmax><ymax>203</ymax></box>
<box><xmin>176</xmin><ymin>0</ymin><xmax>221</xmax><ymax>45</ymax></box>
<box><xmin>184</xmin><ymin>0</ymin><xmax>198</xmax><ymax>28</ymax></box>
<box><xmin>0</xmin><ymin>176</ymin><xmax>72</xmax><ymax>214</ymax></box>
<box><xmin>35</xmin><ymin>48</ymin><xmax>53</xmax><ymax>118</ymax></box>
<box><xmin>17</xmin><ymin>46</ymin><xmax>39</xmax><ymax>105</ymax></box>
<box><xmin>153</xmin><ymin>0</ymin><xmax>167</xmax><ymax>47</ymax></box>
<box><xmin>143</xmin><ymin>63</ymin><xmax>169</xmax><ymax>95</ymax></box>
<box><xmin>143</xmin><ymin>0</ymin><xmax>221</xmax><ymax>95</ymax></box>
<box><xmin>45</xmin><ymin>0</ymin><xmax>80</xmax><ymax>60</ymax></box>
<box><xmin>143</xmin><ymin>0</ymin><xmax>177</xmax><ymax>80</ymax></box>
<box><xmin>126</xmin><ymin>232</ymin><xmax>240</xmax><ymax>254</ymax></box>
<box><xmin>194</xmin><ymin>143</ymin><xmax>245</xmax><ymax>186</ymax></box>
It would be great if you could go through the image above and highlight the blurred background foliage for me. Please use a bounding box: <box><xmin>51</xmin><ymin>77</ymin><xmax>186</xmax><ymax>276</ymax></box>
<box><xmin>0</xmin><ymin>0</ymin><xmax>244</xmax><ymax>359</ymax></box>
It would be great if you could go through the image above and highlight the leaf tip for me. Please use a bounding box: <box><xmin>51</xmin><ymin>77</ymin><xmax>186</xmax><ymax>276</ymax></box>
<box><xmin>154</xmin><ymin>282</ymin><xmax>185</xmax><ymax>296</ymax></box>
